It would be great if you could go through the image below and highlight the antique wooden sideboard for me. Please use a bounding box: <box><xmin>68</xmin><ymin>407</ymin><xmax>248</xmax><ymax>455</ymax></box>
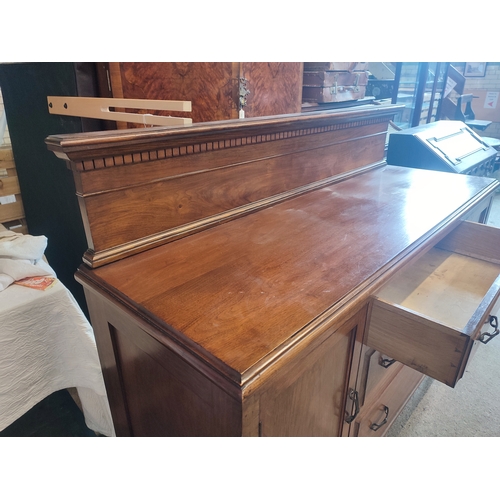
<box><xmin>46</xmin><ymin>103</ymin><xmax>500</xmax><ymax>436</ymax></box>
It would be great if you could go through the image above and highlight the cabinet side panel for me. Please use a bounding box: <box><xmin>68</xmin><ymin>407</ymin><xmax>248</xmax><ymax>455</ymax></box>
<box><xmin>83</xmin><ymin>287</ymin><xmax>132</xmax><ymax>436</ymax></box>
<box><xmin>110</xmin><ymin>323</ymin><xmax>242</xmax><ymax>436</ymax></box>
<box><xmin>84</xmin><ymin>286</ymin><xmax>242</xmax><ymax>437</ymax></box>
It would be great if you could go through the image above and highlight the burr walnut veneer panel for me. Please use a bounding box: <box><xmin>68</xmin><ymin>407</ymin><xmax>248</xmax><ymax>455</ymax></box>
<box><xmin>107</xmin><ymin>62</ymin><xmax>303</xmax><ymax>125</ymax></box>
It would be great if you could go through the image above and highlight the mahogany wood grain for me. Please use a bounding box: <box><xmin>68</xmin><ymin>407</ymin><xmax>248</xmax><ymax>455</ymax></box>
<box><xmin>47</xmin><ymin>105</ymin><xmax>399</xmax><ymax>266</ymax></box>
<box><xmin>74</xmin><ymin>120</ymin><xmax>383</xmax><ymax>193</ymax></box>
<box><xmin>79</xmin><ymin>166</ymin><xmax>498</xmax><ymax>382</ymax></box>
<box><xmin>367</xmin><ymin>299</ymin><xmax>470</xmax><ymax>387</ymax></box>
<box><xmin>47</xmin><ymin>103</ymin><xmax>500</xmax><ymax>436</ymax></box>
<box><xmin>83</xmin><ymin>279</ymin><xmax>242</xmax><ymax>436</ymax></box>
<box><xmin>81</xmin><ymin>128</ymin><xmax>385</xmax><ymax>252</ymax></box>
<box><xmin>247</xmin><ymin>308</ymin><xmax>366</xmax><ymax>436</ymax></box>
<box><xmin>83</xmin><ymin>287</ymin><xmax>132</xmax><ymax>435</ymax></box>
<box><xmin>436</xmin><ymin>220</ymin><xmax>500</xmax><ymax>265</ymax></box>
<box><xmin>259</xmin><ymin>319</ymin><xmax>353</xmax><ymax>436</ymax></box>
<box><xmin>47</xmin><ymin>105</ymin><xmax>397</xmax><ymax>164</ymax></box>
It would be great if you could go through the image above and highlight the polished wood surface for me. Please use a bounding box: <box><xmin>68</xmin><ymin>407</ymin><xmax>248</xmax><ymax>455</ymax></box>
<box><xmin>106</xmin><ymin>62</ymin><xmax>303</xmax><ymax>125</ymax></box>
<box><xmin>436</xmin><ymin>220</ymin><xmax>500</xmax><ymax>266</ymax></box>
<box><xmin>46</xmin><ymin>105</ymin><xmax>398</xmax><ymax>267</ymax></box>
<box><xmin>109</xmin><ymin>62</ymin><xmax>237</xmax><ymax>124</ymax></box>
<box><xmin>84</xmin><ymin>284</ymin><xmax>242</xmax><ymax>436</ymax></box>
<box><xmin>239</xmin><ymin>62</ymin><xmax>303</xmax><ymax>117</ymax></box>
<box><xmin>368</xmin><ymin>218</ymin><xmax>500</xmax><ymax>387</ymax></box>
<box><xmin>46</xmin><ymin>103</ymin><xmax>500</xmax><ymax>436</ymax></box>
<box><xmin>78</xmin><ymin>166</ymin><xmax>497</xmax><ymax>382</ymax></box>
<box><xmin>259</xmin><ymin>313</ymin><xmax>357</xmax><ymax>436</ymax></box>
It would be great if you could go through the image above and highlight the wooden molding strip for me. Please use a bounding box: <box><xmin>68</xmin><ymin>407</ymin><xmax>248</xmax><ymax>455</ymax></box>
<box><xmin>82</xmin><ymin>161</ymin><xmax>387</xmax><ymax>268</ymax></box>
<box><xmin>46</xmin><ymin>104</ymin><xmax>404</xmax><ymax>164</ymax></box>
<box><xmin>72</xmin><ymin>115</ymin><xmax>390</xmax><ymax>172</ymax></box>
<box><xmin>47</xmin><ymin>96</ymin><xmax>193</xmax><ymax>127</ymax></box>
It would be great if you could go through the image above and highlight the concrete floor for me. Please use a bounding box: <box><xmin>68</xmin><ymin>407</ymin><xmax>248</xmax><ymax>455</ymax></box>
<box><xmin>388</xmin><ymin>191</ymin><xmax>500</xmax><ymax>437</ymax></box>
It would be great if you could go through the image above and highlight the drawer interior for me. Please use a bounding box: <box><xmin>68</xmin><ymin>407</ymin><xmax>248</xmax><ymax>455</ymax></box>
<box><xmin>376</xmin><ymin>246</ymin><xmax>500</xmax><ymax>332</ymax></box>
<box><xmin>367</xmin><ymin>220</ymin><xmax>500</xmax><ymax>388</ymax></box>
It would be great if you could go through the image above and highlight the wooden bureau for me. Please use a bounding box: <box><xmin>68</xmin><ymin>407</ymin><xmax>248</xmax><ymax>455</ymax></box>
<box><xmin>46</xmin><ymin>104</ymin><xmax>500</xmax><ymax>436</ymax></box>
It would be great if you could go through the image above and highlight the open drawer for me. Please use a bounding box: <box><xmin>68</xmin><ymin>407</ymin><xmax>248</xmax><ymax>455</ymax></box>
<box><xmin>366</xmin><ymin>220</ymin><xmax>500</xmax><ymax>388</ymax></box>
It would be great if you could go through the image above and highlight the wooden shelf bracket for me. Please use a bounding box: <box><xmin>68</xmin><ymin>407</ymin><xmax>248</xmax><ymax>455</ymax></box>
<box><xmin>47</xmin><ymin>96</ymin><xmax>193</xmax><ymax>127</ymax></box>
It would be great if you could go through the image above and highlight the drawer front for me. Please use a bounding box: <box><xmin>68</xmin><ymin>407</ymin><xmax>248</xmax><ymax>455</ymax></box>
<box><xmin>356</xmin><ymin>366</ymin><xmax>424</xmax><ymax>437</ymax></box>
<box><xmin>366</xmin><ymin>220</ymin><xmax>500</xmax><ymax>388</ymax></box>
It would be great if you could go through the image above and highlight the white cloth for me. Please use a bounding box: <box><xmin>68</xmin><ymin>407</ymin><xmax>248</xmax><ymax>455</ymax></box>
<box><xmin>0</xmin><ymin>227</ymin><xmax>48</xmax><ymax>260</ymax></box>
<box><xmin>0</xmin><ymin>277</ymin><xmax>115</xmax><ymax>436</ymax></box>
<box><xmin>0</xmin><ymin>226</ymin><xmax>54</xmax><ymax>291</ymax></box>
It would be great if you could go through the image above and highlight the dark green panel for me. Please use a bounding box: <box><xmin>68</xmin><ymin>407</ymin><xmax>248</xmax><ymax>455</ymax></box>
<box><xmin>0</xmin><ymin>63</ymin><xmax>100</xmax><ymax>318</ymax></box>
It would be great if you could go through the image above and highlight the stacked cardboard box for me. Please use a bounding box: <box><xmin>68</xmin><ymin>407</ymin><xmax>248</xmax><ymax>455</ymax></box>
<box><xmin>0</xmin><ymin>147</ymin><xmax>27</xmax><ymax>234</ymax></box>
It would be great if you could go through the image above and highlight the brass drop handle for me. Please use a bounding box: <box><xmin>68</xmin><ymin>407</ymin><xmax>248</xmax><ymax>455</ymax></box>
<box><xmin>370</xmin><ymin>405</ymin><xmax>389</xmax><ymax>431</ymax></box>
<box><xmin>479</xmin><ymin>315</ymin><xmax>499</xmax><ymax>344</ymax></box>
<box><xmin>379</xmin><ymin>357</ymin><xmax>396</xmax><ymax>368</ymax></box>
<box><xmin>345</xmin><ymin>389</ymin><xmax>360</xmax><ymax>423</ymax></box>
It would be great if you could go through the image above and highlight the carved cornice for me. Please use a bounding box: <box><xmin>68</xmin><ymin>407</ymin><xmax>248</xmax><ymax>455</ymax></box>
<box><xmin>46</xmin><ymin>105</ymin><xmax>403</xmax><ymax>171</ymax></box>
<box><xmin>73</xmin><ymin>116</ymin><xmax>391</xmax><ymax>171</ymax></box>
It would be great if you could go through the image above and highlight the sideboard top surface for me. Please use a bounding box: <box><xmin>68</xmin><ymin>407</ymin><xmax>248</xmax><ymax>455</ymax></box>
<box><xmin>79</xmin><ymin>165</ymin><xmax>497</xmax><ymax>380</ymax></box>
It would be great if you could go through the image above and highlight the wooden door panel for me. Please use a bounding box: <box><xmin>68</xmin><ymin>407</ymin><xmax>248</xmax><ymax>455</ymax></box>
<box><xmin>109</xmin><ymin>62</ymin><xmax>238</xmax><ymax>124</ymax></box>
<box><xmin>240</xmin><ymin>62</ymin><xmax>303</xmax><ymax>117</ymax></box>
<box><xmin>259</xmin><ymin>317</ymin><xmax>359</xmax><ymax>437</ymax></box>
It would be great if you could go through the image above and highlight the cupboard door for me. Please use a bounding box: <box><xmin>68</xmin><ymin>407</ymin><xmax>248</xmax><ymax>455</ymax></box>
<box><xmin>239</xmin><ymin>62</ymin><xmax>303</xmax><ymax>117</ymax></box>
<box><xmin>258</xmin><ymin>311</ymin><xmax>365</xmax><ymax>437</ymax></box>
<box><xmin>107</xmin><ymin>62</ymin><xmax>238</xmax><ymax>125</ymax></box>
<box><xmin>102</xmin><ymin>62</ymin><xmax>304</xmax><ymax>126</ymax></box>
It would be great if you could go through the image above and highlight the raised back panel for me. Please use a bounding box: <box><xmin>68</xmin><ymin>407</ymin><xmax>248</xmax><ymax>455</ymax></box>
<box><xmin>46</xmin><ymin>105</ymin><xmax>401</xmax><ymax>267</ymax></box>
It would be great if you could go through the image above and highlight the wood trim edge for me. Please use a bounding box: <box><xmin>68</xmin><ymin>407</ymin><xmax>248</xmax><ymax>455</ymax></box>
<box><xmin>83</xmin><ymin>161</ymin><xmax>386</xmax><ymax>267</ymax></box>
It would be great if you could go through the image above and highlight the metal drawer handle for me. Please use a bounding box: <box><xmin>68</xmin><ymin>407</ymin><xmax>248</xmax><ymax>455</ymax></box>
<box><xmin>379</xmin><ymin>357</ymin><xmax>396</xmax><ymax>368</ymax></box>
<box><xmin>370</xmin><ymin>405</ymin><xmax>389</xmax><ymax>431</ymax></box>
<box><xmin>345</xmin><ymin>389</ymin><xmax>360</xmax><ymax>423</ymax></box>
<box><xmin>479</xmin><ymin>315</ymin><xmax>499</xmax><ymax>344</ymax></box>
